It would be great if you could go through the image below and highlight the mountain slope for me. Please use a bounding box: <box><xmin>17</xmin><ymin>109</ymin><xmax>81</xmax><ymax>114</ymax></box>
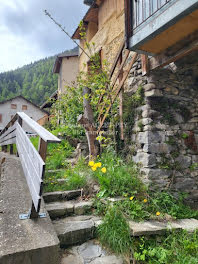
<box><xmin>0</xmin><ymin>56</ymin><xmax>58</xmax><ymax>106</ymax></box>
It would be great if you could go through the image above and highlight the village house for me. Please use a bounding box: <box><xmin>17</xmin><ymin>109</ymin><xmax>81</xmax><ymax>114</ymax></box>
<box><xmin>0</xmin><ymin>95</ymin><xmax>49</xmax><ymax>131</ymax></box>
<box><xmin>73</xmin><ymin>0</ymin><xmax>198</xmax><ymax>207</ymax></box>
<box><xmin>53</xmin><ymin>46</ymin><xmax>79</xmax><ymax>95</ymax></box>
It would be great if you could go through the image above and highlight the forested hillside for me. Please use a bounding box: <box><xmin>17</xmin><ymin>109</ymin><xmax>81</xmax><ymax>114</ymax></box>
<box><xmin>0</xmin><ymin>56</ymin><xmax>58</xmax><ymax>106</ymax></box>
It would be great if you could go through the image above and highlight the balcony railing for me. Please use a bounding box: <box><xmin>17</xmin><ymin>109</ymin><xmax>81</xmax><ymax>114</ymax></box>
<box><xmin>133</xmin><ymin>0</ymin><xmax>171</xmax><ymax>30</ymax></box>
<box><xmin>126</xmin><ymin>0</ymin><xmax>198</xmax><ymax>54</ymax></box>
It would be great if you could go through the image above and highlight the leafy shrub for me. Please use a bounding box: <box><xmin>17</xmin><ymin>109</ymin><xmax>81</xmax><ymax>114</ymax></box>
<box><xmin>133</xmin><ymin>230</ymin><xmax>198</xmax><ymax>264</ymax></box>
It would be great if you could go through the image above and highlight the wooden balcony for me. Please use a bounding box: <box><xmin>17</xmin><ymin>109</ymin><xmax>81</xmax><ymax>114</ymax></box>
<box><xmin>126</xmin><ymin>0</ymin><xmax>198</xmax><ymax>54</ymax></box>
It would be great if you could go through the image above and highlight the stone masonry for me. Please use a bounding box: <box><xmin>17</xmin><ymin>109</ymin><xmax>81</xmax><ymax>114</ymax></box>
<box><xmin>124</xmin><ymin>50</ymin><xmax>198</xmax><ymax>208</ymax></box>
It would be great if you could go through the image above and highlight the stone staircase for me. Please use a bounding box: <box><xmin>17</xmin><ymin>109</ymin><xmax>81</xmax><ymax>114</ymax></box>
<box><xmin>43</xmin><ymin>190</ymin><xmax>102</xmax><ymax>247</ymax></box>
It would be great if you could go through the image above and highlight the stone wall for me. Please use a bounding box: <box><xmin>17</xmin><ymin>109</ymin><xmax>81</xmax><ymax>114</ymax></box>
<box><xmin>124</xmin><ymin>51</ymin><xmax>198</xmax><ymax>208</ymax></box>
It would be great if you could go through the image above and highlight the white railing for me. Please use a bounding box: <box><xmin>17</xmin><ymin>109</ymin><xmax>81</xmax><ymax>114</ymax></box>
<box><xmin>0</xmin><ymin>112</ymin><xmax>61</xmax><ymax>219</ymax></box>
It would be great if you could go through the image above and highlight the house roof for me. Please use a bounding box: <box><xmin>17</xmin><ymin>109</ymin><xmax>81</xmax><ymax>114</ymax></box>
<box><xmin>40</xmin><ymin>90</ymin><xmax>58</xmax><ymax>109</ymax></box>
<box><xmin>53</xmin><ymin>47</ymin><xmax>79</xmax><ymax>73</ymax></box>
<box><xmin>72</xmin><ymin>2</ymin><xmax>99</xmax><ymax>40</ymax></box>
<box><xmin>0</xmin><ymin>95</ymin><xmax>49</xmax><ymax>115</ymax></box>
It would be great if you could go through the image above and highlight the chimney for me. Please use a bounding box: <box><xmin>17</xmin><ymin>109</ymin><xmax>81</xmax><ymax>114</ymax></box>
<box><xmin>84</xmin><ymin>0</ymin><xmax>94</xmax><ymax>6</ymax></box>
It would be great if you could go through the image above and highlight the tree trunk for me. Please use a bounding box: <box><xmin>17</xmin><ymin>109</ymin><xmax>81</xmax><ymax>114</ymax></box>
<box><xmin>78</xmin><ymin>87</ymin><xmax>98</xmax><ymax>159</ymax></box>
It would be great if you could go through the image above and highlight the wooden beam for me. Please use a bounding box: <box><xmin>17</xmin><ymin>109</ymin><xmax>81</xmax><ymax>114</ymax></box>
<box><xmin>141</xmin><ymin>54</ymin><xmax>149</xmax><ymax>76</ymax></box>
<box><xmin>118</xmin><ymin>56</ymin><xmax>124</xmax><ymax>141</ymax></box>
<box><xmin>149</xmin><ymin>39</ymin><xmax>198</xmax><ymax>70</ymax></box>
<box><xmin>109</xmin><ymin>39</ymin><xmax>125</xmax><ymax>78</ymax></box>
<box><xmin>97</xmin><ymin>50</ymin><xmax>130</xmax><ymax>121</ymax></box>
<box><xmin>97</xmin><ymin>53</ymin><xmax>138</xmax><ymax>133</ymax></box>
<box><xmin>97</xmin><ymin>39</ymin><xmax>125</xmax><ymax>107</ymax></box>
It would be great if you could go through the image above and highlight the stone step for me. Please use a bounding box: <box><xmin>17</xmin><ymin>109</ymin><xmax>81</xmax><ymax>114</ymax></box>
<box><xmin>46</xmin><ymin>200</ymin><xmax>94</xmax><ymax>219</ymax></box>
<box><xmin>43</xmin><ymin>189</ymin><xmax>82</xmax><ymax>203</ymax></box>
<box><xmin>53</xmin><ymin>215</ymin><xmax>102</xmax><ymax>247</ymax></box>
<box><xmin>61</xmin><ymin>239</ymin><xmax>124</xmax><ymax>264</ymax></box>
<box><xmin>129</xmin><ymin>218</ymin><xmax>198</xmax><ymax>236</ymax></box>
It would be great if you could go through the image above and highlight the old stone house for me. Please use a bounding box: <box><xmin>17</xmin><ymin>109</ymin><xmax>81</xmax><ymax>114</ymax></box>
<box><xmin>73</xmin><ymin>0</ymin><xmax>198</xmax><ymax>207</ymax></box>
<box><xmin>53</xmin><ymin>47</ymin><xmax>79</xmax><ymax>95</ymax></box>
<box><xmin>0</xmin><ymin>96</ymin><xmax>49</xmax><ymax>131</ymax></box>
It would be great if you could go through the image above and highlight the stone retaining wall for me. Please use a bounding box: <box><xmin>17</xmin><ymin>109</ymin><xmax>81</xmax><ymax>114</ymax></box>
<box><xmin>124</xmin><ymin>51</ymin><xmax>198</xmax><ymax>208</ymax></box>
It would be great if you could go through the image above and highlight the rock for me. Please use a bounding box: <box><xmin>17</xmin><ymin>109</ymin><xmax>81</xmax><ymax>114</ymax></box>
<box><xmin>142</xmin><ymin>118</ymin><xmax>153</xmax><ymax>126</ymax></box>
<box><xmin>175</xmin><ymin>156</ymin><xmax>191</xmax><ymax>169</ymax></box>
<box><xmin>133</xmin><ymin>152</ymin><xmax>156</xmax><ymax>167</ymax></box>
<box><xmin>143</xmin><ymin>143</ymin><xmax>172</xmax><ymax>154</ymax></box>
<box><xmin>143</xmin><ymin>83</ymin><xmax>156</xmax><ymax>91</ymax></box>
<box><xmin>89</xmin><ymin>256</ymin><xmax>123</xmax><ymax>264</ymax></box>
<box><xmin>145</xmin><ymin>89</ymin><xmax>163</xmax><ymax>97</ymax></box>
<box><xmin>137</xmin><ymin>131</ymin><xmax>165</xmax><ymax>144</ymax></box>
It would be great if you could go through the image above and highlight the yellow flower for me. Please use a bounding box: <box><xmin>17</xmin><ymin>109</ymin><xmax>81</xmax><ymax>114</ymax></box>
<box><xmin>130</xmin><ymin>196</ymin><xmax>134</xmax><ymax>201</ymax></box>
<box><xmin>92</xmin><ymin>166</ymin><xmax>97</xmax><ymax>171</ymax></box>
<box><xmin>143</xmin><ymin>199</ymin><xmax>148</xmax><ymax>203</ymax></box>
<box><xmin>89</xmin><ymin>161</ymin><xmax>95</xmax><ymax>167</ymax></box>
<box><xmin>101</xmin><ymin>167</ymin><xmax>107</xmax><ymax>173</ymax></box>
<box><xmin>96</xmin><ymin>162</ymin><xmax>102</xmax><ymax>168</ymax></box>
<box><xmin>156</xmin><ymin>211</ymin><xmax>161</xmax><ymax>216</ymax></box>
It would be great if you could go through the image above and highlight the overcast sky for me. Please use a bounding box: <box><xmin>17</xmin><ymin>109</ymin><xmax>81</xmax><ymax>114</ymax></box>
<box><xmin>0</xmin><ymin>0</ymin><xmax>88</xmax><ymax>73</ymax></box>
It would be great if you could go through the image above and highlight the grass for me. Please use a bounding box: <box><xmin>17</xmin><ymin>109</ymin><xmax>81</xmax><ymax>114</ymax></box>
<box><xmin>43</xmin><ymin>157</ymin><xmax>88</xmax><ymax>193</ymax></box>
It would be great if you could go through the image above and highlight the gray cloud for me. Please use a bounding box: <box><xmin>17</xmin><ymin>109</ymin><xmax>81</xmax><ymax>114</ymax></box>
<box><xmin>1</xmin><ymin>0</ymin><xmax>88</xmax><ymax>56</ymax></box>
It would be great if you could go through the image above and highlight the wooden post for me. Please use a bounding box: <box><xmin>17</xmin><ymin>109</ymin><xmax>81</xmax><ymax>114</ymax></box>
<box><xmin>141</xmin><ymin>54</ymin><xmax>149</xmax><ymax>76</ymax></box>
<box><xmin>30</xmin><ymin>202</ymin><xmax>39</xmax><ymax>219</ymax></box>
<box><xmin>10</xmin><ymin>144</ymin><xmax>13</xmax><ymax>155</ymax></box>
<box><xmin>38</xmin><ymin>138</ymin><xmax>48</xmax><ymax>162</ymax></box>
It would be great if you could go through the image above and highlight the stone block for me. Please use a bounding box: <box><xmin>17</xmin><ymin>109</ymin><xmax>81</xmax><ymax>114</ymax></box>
<box><xmin>143</xmin><ymin>83</ymin><xmax>156</xmax><ymax>91</ymax></box>
<box><xmin>145</xmin><ymin>89</ymin><xmax>163</xmax><ymax>97</ymax></box>
<box><xmin>175</xmin><ymin>156</ymin><xmax>191</xmax><ymax>169</ymax></box>
<box><xmin>74</xmin><ymin>201</ymin><xmax>93</xmax><ymax>215</ymax></box>
<box><xmin>137</xmin><ymin>131</ymin><xmax>165</xmax><ymax>144</ymax></box>
<box><xmin>143</xmin><ymin>143</ymin><xmax>172</xmax><ymax>154</ymax></box>
<box><xmin>133</xmin><ymin>152</ymin><xmax>156</xmax><ymax>167</ymax></box>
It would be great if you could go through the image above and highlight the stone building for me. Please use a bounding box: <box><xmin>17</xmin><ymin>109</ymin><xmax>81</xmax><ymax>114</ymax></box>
<box><xmin>0</xmin><ymin>95</ymin><xmax>49</xmax><ymax>131</ymax></box>
<box><xmin>73</xmin><ymin>0</ymin><xmax>198</xmax><ymax>207</ymax></box>
<box><xmin>53</xmin><ymin>47</ymin><xmax>79</xmax><ymax>94</ymax></box>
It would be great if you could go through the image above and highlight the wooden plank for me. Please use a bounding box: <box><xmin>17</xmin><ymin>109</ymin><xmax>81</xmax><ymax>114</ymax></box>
<box><xmin>0</xmin><ymin>136</ymin><xmax>16</xmax><ymax>146</ymax></box>
<box><xmin>149</xmin><ymin>38</ymin><xmax>198</xmax><ymax>70</ymax></box>
<box><xmin>0</xmin><ymin>130</ymin><xmax>16</xmax><ymax>144</ymax></box>
<box><xmin>97</xmin><ymin>50</ymin><xmax>130</xmax><ymax>121</ymax></box>
<box><xmin>0</xmin><ymin>114</ymin><xmax>18</xmax><ymax>137</ymax></box>
<box><xmin>109</xmin><ymin>39</ymin><xmax>125</xmax><ymax>78</ymax></box>
<box><xmin>97</xmin><ymin>39</ymin><xmax>125</xmax><ymax>107</ymax></box>
<box><xmin>17</xmin><ymin>112</ymin><xmax>61</xmax><ymax>143</ymax></box>
<box><xmin>0</xmin><ymin>123</ymin><xmax>16</xmax><ymax>141</ymax></box>
<box><xmin>16</xmin><ymin>123</ymin><xmax>45</xmax><ymax>211</ymax></box>
<box><xmin>98</xmin><ymin>53</ymin><xmax>138</xmax><ymax>133</ymax></box>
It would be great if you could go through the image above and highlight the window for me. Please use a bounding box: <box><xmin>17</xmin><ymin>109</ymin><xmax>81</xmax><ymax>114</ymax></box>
<box><xmin>11</xmin><ymin>104</ymin><xmax>17</xmax><ymax>109</ymax></box>
<box><xmin>22</xmin><ymin>105</ymin><xmax>27</xmax><ymax>110</ymax></box>
<box><xmin>0</xmin><ymin>114</ymin><xmax>2</xmax><ymax>123</ymax></box>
